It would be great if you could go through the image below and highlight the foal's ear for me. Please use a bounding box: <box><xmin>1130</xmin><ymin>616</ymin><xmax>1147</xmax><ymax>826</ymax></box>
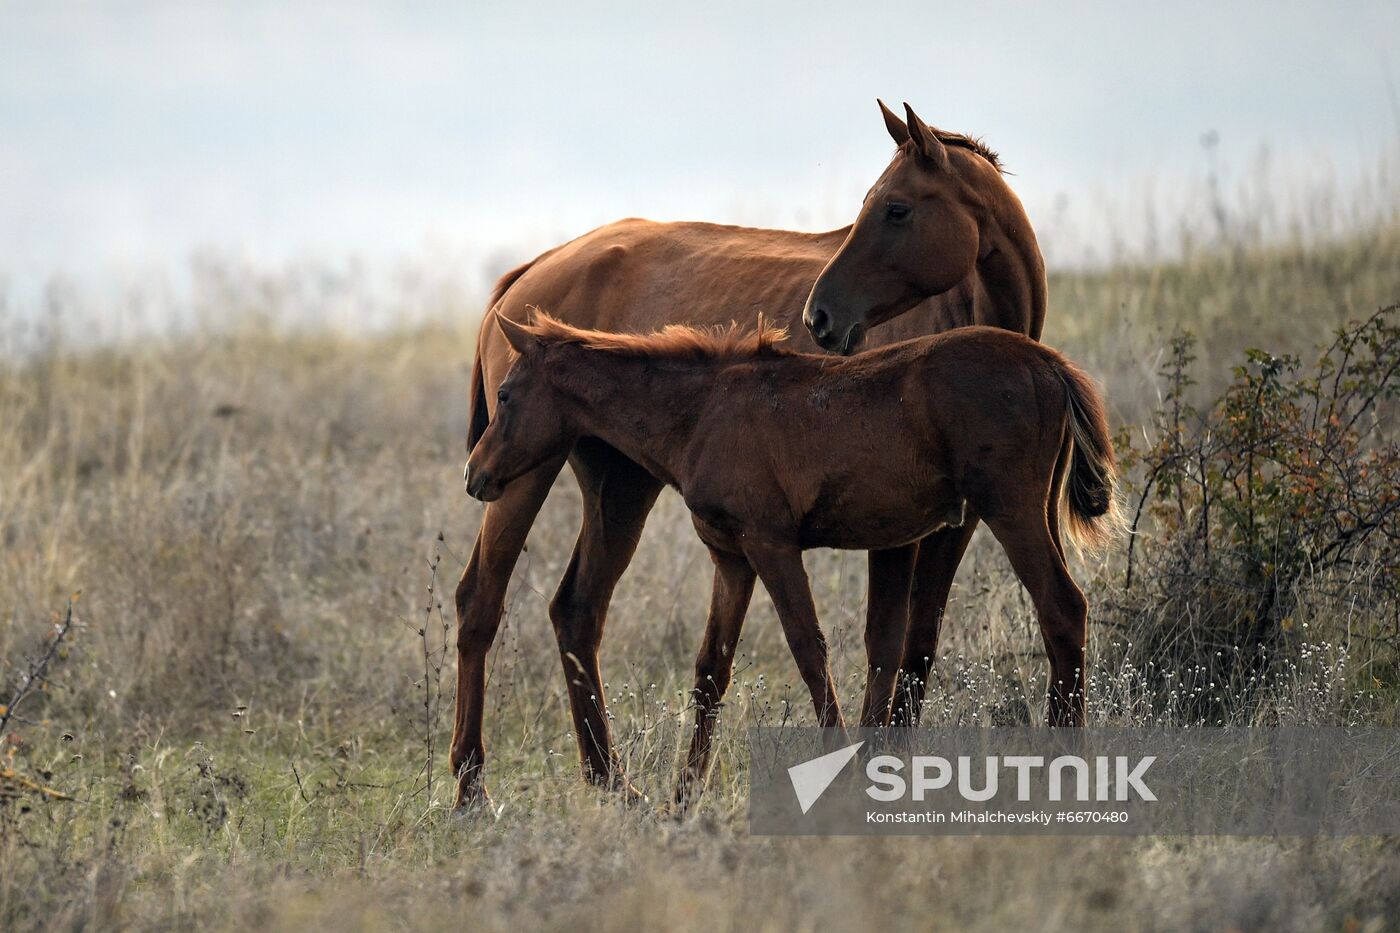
<box><xmin>495</xmin><ymin>313</ymin><xmax>542</xmax><ymax>355</ymax></box>
<box><xmin>878</xmin><ymin>99</ymin><xmax>910</xmax><ymax>146</ymax></box>
<box><xmin>903</xmin><ymin>103</ymin><xmax>950</xmax><ymax>172</ymax></box>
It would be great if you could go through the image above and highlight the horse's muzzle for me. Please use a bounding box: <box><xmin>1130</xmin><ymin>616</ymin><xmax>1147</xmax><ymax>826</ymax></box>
<box><xmin>804</xmin><ymin>304</ymin><xmax>864</xmax><ymax>356</ymax></box>
<box><xmin>838</xmin><ymin>322</ymin><xmax>865</xmax><ymax>356</ymax></box>
<box><xmin>464</xmin><ymin>461</ymin><xmax>501</xmax><ymax>502</ymax></box>
<box><xmin>804</xmin><ymin>304</ymin><xmax>836</xmax><ymax>346</ymax></box>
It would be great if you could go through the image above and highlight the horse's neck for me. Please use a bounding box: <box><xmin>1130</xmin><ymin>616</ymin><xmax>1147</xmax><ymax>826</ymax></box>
<box><xmin>975</xmin><ymin>244</ymin><xmax>1045</xmax><ymax>338</ymax></box>
<box><xmin>973</xmin><ymin>183</ymin><xmax>1048</xmax><ymax>340</ymax></box>
<box><xmin>559</xmin><ymin>353</ymin><xmax>708</xmax><ymax>485</ymax></box>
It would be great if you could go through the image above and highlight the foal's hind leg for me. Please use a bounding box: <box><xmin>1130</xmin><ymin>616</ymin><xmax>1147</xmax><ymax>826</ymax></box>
<box><xmin>674</xmin><ymin>547</ymin><xmax>757</xmax><ymax>809</ymax></box>
<box><xmin>549</xmin><ymin>441</ymin><xmax>664</xmax><ymax>795</ymax></box>
<box><xmin>890</xmin><ymin>518</ymin><xmax>979</xmax><ymax>726</ymax></box>
<box><xmin>452</xmin><ymin>457</ymin><xmax>564</xmax><ymax>809</ymax></box>
<box><xmin>982</xmin><ymin>509</ymin><xmax>1089</xmax><ymax>726</ymax></box>
<box><xmin>743</xmin><ymin>543</ymin><xmax>845</xmax><ymax>730</ymax></box>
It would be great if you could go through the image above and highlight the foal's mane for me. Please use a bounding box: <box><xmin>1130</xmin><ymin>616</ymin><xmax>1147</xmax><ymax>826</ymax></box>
<box><xmin>525</xmin><ymin>309</ymin><xmax>791</xmax><ymax>361</ymax></box>
<box><xmin>902</xmin><ymin>130</ymin><xmax>1004</xmax><ymax>172</ymax></box>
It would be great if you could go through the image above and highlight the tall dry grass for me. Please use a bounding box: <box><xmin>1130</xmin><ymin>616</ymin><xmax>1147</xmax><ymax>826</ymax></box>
<box><xmin>2</xmin><ymin>195</ymin><xmax>1400</xmax><ymax>929</ymax></box>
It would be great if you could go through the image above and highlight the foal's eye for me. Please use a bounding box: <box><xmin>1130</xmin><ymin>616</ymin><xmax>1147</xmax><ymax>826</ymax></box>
<box><xmin>496</xmin><ymin>389</ymin><xmax>510</xmax><ymax>405</ymax></box>
<box><xmin>885</xmin><ymin>203</ymin><xmax>912</xmax><ymax>223</ymax></box>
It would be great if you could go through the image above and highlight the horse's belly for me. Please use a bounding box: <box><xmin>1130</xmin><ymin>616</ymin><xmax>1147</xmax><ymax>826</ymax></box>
<box><xmin>798</xmin><ymin>484</ymin><xmax>964</xmax><ymax>550</ymax></box>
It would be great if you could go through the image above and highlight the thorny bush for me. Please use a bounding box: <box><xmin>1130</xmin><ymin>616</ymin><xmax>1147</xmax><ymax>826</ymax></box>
<box><xmin>1109</xmin><ymin>305</ymin><xmax>1400</xmax><ymax>721</ymax></box>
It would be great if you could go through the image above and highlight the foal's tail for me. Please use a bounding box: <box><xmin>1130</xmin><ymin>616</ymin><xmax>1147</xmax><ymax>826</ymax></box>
<box><xmin>1053</xmin><ymin>358</ymin><xmax>1124</xmax><ymax>552</ymax></box>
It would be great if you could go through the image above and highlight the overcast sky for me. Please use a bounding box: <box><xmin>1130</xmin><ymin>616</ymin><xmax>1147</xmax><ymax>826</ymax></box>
<box><xmin>2</xmin><ymin>1</ymin><xmax>1398</xmax><ymax>304</ymax></box>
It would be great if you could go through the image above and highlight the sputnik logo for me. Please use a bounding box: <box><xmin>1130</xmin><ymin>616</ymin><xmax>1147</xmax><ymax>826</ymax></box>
<box><xmin>787</xmin><ymin>741</ymin><xmax>864</xmax><ymax>814</ymax></box>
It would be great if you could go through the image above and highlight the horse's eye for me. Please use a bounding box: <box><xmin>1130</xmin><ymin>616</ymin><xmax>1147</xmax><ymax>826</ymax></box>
<box><xmin>496</xmin><ymin>389</ymin><xmax>510</xmax><ymax>405</ymax></box>
<box><xmin>885</xmin><ymin>203</ymin><xmax>912</xmax><ymax>223</ymax></box>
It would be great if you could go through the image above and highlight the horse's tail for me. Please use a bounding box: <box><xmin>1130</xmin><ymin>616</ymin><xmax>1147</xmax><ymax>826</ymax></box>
<box><xmin>468</xmin><ymin>259</ymin><xmax>538</xmax><ymax>454</ymax></box>
<box><xmin>466</xmin><ymin>340</ymin><xmax>490</xmax><ymax>455</ymax></box>
<box><xmin>486</xmin><ymin>259</ymin><xmax>536</xmax><ymax>312</ymax></box>
<box><xmin>1053</xmin><ymin>356</ymin><xmax>1124</xmax><ymax>552</ymax></box>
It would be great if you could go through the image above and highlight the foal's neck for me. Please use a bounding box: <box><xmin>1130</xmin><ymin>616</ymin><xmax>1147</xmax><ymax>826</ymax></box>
<box><xmin>554</xmin><ymin>348</ymin><xmax>715</xmax><ymax>485</ymax></box>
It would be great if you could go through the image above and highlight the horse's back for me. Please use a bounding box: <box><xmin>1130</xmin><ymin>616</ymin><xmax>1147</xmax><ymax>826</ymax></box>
<box><xmin>495</xmin><ymin>219</ymin><xmax>845</xmax><ymax>332</ymax></box>
<box><xmin>478</xmin><ymin>219</ymin><xmax>853</xmax><ymax>389</ymax></box>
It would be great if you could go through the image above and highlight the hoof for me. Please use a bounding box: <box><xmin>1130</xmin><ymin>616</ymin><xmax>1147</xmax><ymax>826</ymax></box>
<box><xmin>613</xmin><ymin>773</ymin><xmax>649</xmax><ymax>806</ymax></box>
<box><xmin>666</xmin><ymin>788</ymin><xmax>701</xmax><ymax>821</ymax></box>
<box><xmin>670</xmin><ymin>766</ymin><xmax>708</xmax><ymax>816</ymax></box>
<box><xmin>590</xmin><ymin>769</ymin><xmax>648</xmax><ymax>805</ymax></box>
<box><xmin>452</xmin><ymin>781</ymin><xmax>495</xmax><ymax>815</ymax></box>
<box><xmin>587</xmin><ymin>762</ymin><xmax>649</xmax><ymax>805</ymax></box>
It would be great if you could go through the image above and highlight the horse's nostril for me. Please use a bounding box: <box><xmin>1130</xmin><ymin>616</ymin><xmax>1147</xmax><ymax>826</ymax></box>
<box><xmin>807</xmin><ymin>306</ymin><xmax>831</xmax><ymax>337</ymax></box>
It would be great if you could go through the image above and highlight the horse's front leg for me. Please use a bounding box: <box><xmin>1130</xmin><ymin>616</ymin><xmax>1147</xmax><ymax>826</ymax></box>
<box><xmin>858</xmin><ymin>544</ymin><xmax>917</xmax><ymax>727</ymax></box>
<box><xmin>743</xmin><ymin>542</ymin><xmax>845</xmax><ymax>731</ymax></box>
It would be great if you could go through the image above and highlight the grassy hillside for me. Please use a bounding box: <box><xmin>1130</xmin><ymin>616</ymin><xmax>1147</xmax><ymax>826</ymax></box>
<box><xmin>2</xmin><ymin>223</ymin><xmax>1399</xmax><ymax>931</ymax></box>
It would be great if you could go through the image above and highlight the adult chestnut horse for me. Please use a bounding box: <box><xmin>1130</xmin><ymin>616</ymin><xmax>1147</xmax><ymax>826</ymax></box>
<box><xmin>452</xmin><ymin>102</ymin><xmax>1046</xmax><ymax>807</ymax></box>
<box><xmin>466</xmin><ymin>314</ymin><xmax>1118</xmax><ymax>804</ymax></box>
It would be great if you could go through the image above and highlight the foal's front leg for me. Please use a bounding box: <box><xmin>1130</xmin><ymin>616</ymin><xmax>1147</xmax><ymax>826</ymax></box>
<box><xmin>742</xmin><ymin>543</ymin><xmax>845</xmax><ymax>730</ymax></box>
<box><xmin>674</xmin><ymin>548</ymin><xmax>757</xmax><ymax>808</ymax></box>
<box><xmin>549</xmin><ymin>447</ymin><xmax>663</xmax><ymax>799</ymax></box>
<box><xmin>859</xmin><ymin>545</ymin><xmax>917</xmax><ymax>727</ymax></box>
<box><xmin>891</xmin><ymin>517</ymin><xmax>979</xmax><ymax>726</ymax></box>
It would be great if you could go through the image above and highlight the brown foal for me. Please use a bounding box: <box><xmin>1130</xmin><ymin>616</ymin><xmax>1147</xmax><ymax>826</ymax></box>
<box><xmin>466</xmin><ymin>313</ymin><xmax>1120</xmax><ymax>805</ymax></box>
<box><xmin>452</xmin><ymin>102</ymin><xmax>1046</xmax><ymax>808</ymax></box>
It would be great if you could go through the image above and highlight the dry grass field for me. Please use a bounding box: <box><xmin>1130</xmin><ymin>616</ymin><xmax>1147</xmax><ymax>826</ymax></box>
<box><xmin>3</xmin><ymin>209</ymin><xmax>1400</xmax><ymax>930</ymax></box>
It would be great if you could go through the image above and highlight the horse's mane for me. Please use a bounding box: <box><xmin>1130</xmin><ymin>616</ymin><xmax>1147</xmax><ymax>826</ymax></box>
<box><xmin>902</xmin><ymin>130</ymin><xmax>1004</xmax><ymax>173</ymax></box>
<box><xmin>525</xmin><ymin>310</ymin><xmax>790</xmax><ymax>361</ymax></box>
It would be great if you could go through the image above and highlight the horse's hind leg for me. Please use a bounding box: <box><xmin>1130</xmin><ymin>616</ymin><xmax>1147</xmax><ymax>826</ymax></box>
<box><xmin>675</xmin><ymin>547</ymin><xmax>757</xmax><ymax>809</ymax></box>
<box><xmin>982</xmin><ymin>508</ymin><xmax>1089</xmax><ymax>726</ymax></box>
<box><xmin>451</xmin><ymin>456</ymin><xmax>564</xmax><ymax>809</ymax></box>
<box><xmin>549</xmin><ymin>440</ymin><xmax>664</xmax><ymax>795</ymax></box>
<box><xmin>743</xmin><ymin>542</ymin><xmax>845</xmax><ymax>731</ymax></box>
<box><xmin>858</xmin><ymin>544</ymin><xmax>917</xmax><ymax>727</ymax></box>
<box><xmin>891</xmin><ymin>518</ymin><xmax>979</xmax><ymax>726</ymax></box>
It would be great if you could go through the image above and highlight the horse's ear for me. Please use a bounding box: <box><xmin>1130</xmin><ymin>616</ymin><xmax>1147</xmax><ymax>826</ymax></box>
<box><xmin>495</xmin><ymin>312</ymin><xmax>542</xmax><ymax>355</ymax></box>
<box><xmin>878</xmin><ymin>99</ymin><xmax>909</xmax><ymax>146</ymax></box>
<box><xmin>903</xmin><ymin>103</ymin><xmax>950</xmax><ymax>172</ymax></box>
